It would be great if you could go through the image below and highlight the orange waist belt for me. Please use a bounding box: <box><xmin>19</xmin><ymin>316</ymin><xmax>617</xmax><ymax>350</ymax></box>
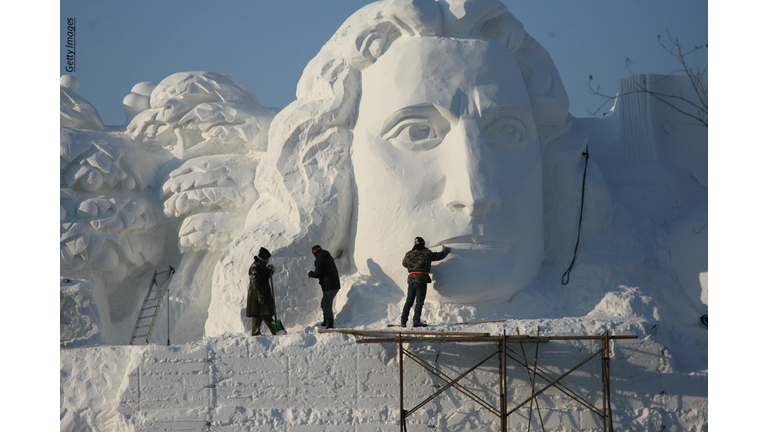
<box><xmin>409</xmin><ymin>271</ymin><xmax>429</xmax><ymax>274</ymax></box>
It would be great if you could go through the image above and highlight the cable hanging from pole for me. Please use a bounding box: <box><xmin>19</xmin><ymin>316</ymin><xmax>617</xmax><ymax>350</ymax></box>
<box><xmin>562</xmin><ymin>145</ymin><xmax>590</xmax><ymax>285</ymax></box>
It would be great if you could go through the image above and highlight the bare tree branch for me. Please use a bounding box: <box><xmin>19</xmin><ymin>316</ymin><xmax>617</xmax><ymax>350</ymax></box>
<box><xmin>588</xmin><ymin>30</ymin><xmax>707</xmax><ymax>128</ymax></box>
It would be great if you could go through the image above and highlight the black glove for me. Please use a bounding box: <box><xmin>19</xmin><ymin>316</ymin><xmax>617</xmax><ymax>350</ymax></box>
<box><xmin>308</xmin><ymin>271</ymin><xmax>315</xmax><ymax>278</ymax></box>
<box><xmin>443</xmin><ymin>246</ymin><xmax>451</xmax><ymax>254</ymax></box>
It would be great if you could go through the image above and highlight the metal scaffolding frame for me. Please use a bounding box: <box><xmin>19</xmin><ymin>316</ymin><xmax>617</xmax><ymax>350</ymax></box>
<box><xmin>327</xmin><ymin>329</ymin><xmax>637</xmax><ymax>432</ymax></box>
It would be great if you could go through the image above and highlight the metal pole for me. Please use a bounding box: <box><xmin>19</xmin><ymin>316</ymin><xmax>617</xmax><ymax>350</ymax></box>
<box><xmin>500</xmin><ymin>329</ymin><xmax>507</xmax><ymax>432</ymax></box>
<box><xmin>399</xmin><ymin>333</ymin><xmax>406</xmax><ymax>432</ymax></box>
<box><xmin>167</xmin><ymin>273</ymin><xmax>171</xmax><ymax>347</ymax></box>
<box><xmin>605</xmin><ymin>331</ymin><xmax>614</xmax><ymax>432</ymax></box>
<box><xmin>601</xmin><ymin>332</ymin><xmax>608</xmax><ymax>432</ymax></box>
<box><xmin>166</xmin><ymin>266</ymin><xmax>175</xmax><ymax>346</ymax></box>
<box><xmin>533</xmin><ymin>327</ymin><xmax>545</xmax><ymax>431</ymax></box>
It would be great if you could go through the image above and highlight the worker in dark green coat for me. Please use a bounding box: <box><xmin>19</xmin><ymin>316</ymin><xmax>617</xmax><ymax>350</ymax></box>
<box><xmin>246</xmin><ymin>247</ymin><xmax>276</xmax><ymax>335</ymax></box>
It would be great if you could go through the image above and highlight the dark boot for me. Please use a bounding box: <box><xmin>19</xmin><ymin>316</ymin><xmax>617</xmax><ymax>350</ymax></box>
<box><xmin>326</xmin><ymin>318</ymin><xmax>334</xmax><ymax>329</ymax></box>
<box><xmin>251</xmin><ymin>317</ymin><xmax>262</xmax><ymax>335</ymax></box>
<box><xmin>413</xmin><ymin>320</ymin><xmax>428</xmax><ymax>327</ymax></box>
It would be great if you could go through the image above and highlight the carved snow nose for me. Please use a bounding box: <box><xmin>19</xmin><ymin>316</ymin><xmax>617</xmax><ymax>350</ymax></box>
<box><xmin>442</xmin><ymin>120</ymin><xmax>501</xmax><ymax>218</ymax></box>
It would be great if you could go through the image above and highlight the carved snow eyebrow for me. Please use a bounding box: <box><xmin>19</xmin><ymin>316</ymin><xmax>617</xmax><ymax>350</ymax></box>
<box><xmin>378</xmin><ymin>103</ymin><xmax>453</xmax><ymax>136</ymax></box>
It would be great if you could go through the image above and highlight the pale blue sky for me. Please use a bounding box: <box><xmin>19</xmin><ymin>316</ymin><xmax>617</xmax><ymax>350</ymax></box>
<box><xmin>59</xmin><ymin>0</ymin><xmax>707</xmax><ymax>127</ymax></box>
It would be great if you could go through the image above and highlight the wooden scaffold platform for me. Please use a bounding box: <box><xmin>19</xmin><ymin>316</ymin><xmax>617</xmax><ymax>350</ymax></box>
<box><xmin>318</xmin><ymin>327</ymin><xmax>637</xmax><ymax>432</ymax></box>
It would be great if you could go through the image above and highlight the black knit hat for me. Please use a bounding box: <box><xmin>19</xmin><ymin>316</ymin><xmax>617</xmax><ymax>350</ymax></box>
<box><xmin>312</xmin><ymin>245</ymin><xmax>322</xmax><ymax>254</ymax></box>
<box><xmin>414</xmin><ymin>237</ymin><xmax>425</xmax><ymax>246</ymax></box>
<box><xmin>257</xmin><ymin>247</ymin><xmax>271</xmax><ymax>260</ymax></box>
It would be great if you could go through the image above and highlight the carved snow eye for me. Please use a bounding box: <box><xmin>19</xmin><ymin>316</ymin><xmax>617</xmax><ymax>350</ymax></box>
<box><xmin>380</xmin><ymin>106</ymin><xmax>450</xmax><ymax>151</ymax></box>
<box><xmin>483</xmin><ymin>116</ymin><xmax>529</xmax><ymax>149</ymax></box>
<box><xmin>383</xmin><ymin>118</ymin><xmax>442</xmax><ymax>150</ymax></box>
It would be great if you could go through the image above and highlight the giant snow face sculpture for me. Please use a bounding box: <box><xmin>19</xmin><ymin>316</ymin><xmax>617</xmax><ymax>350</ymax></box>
<box><xmin>351</xmin><ymin>37</ymin><xmax>544</xmax><ymax>302</ymax></box>
<box><xmin>206</xmin><ymin>0</ymin><xmax>609</xmax><ymax>336</ymax></box>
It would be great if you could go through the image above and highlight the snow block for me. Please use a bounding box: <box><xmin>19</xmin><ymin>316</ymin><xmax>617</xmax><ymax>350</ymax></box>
<box><xmin>60</xmin><ymin>278</ymin><xmax>105</xmax><ymax>348</ymax></box>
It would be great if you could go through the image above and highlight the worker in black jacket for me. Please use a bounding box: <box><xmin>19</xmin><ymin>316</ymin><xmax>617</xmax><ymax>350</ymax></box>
<box><xmin>308</xmin><ymin>245</ymin><xmax>341</xmax><ymax>328</ymax></box>
<box><xmin>401</xmin><ymin>236</ymin><xmax>450</xmax><ymax>327</ymax></box>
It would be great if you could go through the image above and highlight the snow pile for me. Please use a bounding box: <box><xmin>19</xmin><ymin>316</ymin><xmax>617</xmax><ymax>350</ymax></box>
<box><xmin>60</xmin><ymin>278</ymin><xmax>105</xmax><ymax>347</ymax></box>
<box><xmin>60</xmin><ymin>0</ymin><xmax>707</xmax><ymax>430</ymax></box>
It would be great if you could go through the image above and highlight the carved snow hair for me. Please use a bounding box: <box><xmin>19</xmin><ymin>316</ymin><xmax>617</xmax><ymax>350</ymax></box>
<box><xmin>126</xmin><ymin>71</ymin><xmax>276</xmax><ymax>159</ymax></box>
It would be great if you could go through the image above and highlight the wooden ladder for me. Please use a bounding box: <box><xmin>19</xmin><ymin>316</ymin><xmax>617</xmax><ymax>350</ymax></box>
<box><xmin>129</xmin><ymin>266</ymin><xmax>175</xmax><ymax>345</ymax></box>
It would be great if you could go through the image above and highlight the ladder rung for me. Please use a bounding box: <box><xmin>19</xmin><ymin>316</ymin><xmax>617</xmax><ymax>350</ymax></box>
<box><xmin>135</xmin><ymin>324</ymin><xmax>151</xmax><ymax>329</ymax></box>
<box><xmin>133</xmin><ymin>334</ymin><xmax>149</xmax><ymax>339</ymax></box>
